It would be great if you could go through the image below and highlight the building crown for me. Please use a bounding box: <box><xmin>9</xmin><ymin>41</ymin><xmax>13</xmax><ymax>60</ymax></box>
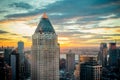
<box><xmin>35</xmin><ymin>13</ymin><xmax>55</xmax><ymax>33</ymax></box>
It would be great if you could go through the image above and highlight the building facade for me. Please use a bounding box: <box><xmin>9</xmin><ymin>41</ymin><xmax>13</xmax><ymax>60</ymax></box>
<box><xmin>66</xmin><ymin>50</ymin><xmax>75</xmax><ymax>73</ymax></box>
<box><xmin>98</xmin><ymin>43</ymin><xmax>108</xmax><ymax>66</ymax></box>
<box><xmin>10</xmin><ymin>50</ymin><xmax>19</xmax><ymax>80</ymax></box>
<box><xmin>31</xmin><ymin>13</ymin><xmax>60</xmax><ymax>80</ymax></box>
<box><xmin>18</xmin><ymin>41</ymin><xmax>25</xmax><ymax>80</ymax></box>
<box><xmin>4</xmin><ymin>47</ymin><xmax>12</xmax><ymax>65</ymax></box>
<box><xmin>109</xmin><ymin>42</ymin><xmax>118</xmax><ymax>66</ymax></box>
<box><xmin>0</xmin><ymin>56</ymin><xmax>12</xmax><ymax>80</ymax></box>
<box><xmin>80</xmin><ymin>61</ymin><xmax>102</xmax><ymax>80</ymax></box>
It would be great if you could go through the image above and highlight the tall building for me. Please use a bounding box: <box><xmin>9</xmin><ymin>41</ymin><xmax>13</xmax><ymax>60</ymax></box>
<box><xmin>4</xmin><ymin>47</ymin><xmax>12</xmax><ymax>65</ymax></box>
<box><xmin>18</xmin><ymin>41</ymin><xmax>24</xmax><ymax>63</ymax></box>
<box><xmin>24</xmin><ymin>57</ymin><xmax>31</xmax><ymax>78</ymax></box>
<box><xmin>0</xmin><ymin>56</ymin><xmax>12</xmax><ymax>80</ymax></box>
<box><xmin>31</xmin><ymin>13</ymin><xmax>60</xmax><ymax>80</ymax></box>
<box><xmin>18</xmin><ymin>41</ymin><xmax>25</xmax><ymax>80</ymax></box>
<box><xmin>79</xmin><ymin>54</ymin><xmax>98</xmax><ymax>63</ymax></box>
<box><xmin>10</xmin><ymin>50</ymin><xmax>19</xmax><ymax>80</ymax></box>
<box><xmin>80</xmin><ymin>60</ymin><xmax>102</xmax><ymax>80</ymax></box>
<box><xmin>109</xmin><ymin>42</ymin><xmax>118</xmax><ymax>66</ymax></box>
<box><xmin>66</xmin><ymin>50</ymin><xmax>75</xmax><ymax>73</ymax></box>
<box><xmin>98</xmin><ymin>43</ymin><xmax>108</xmax><ymax>66</ymax></box>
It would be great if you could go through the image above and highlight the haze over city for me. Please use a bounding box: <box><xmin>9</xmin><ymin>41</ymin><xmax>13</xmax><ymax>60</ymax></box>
<box><xmin>0</xmin><ymin>0</ymin><xmax>120</xmax><ymax>49</ymax></box>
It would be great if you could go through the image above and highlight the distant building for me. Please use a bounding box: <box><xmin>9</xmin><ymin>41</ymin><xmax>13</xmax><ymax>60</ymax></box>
<box><xmin>109</xmin><ymin>42</ymin><xmax>119</xmax><ymax>66</ymax></box>
<box><xmin>60</xmin><ymin>58</ymin><xmax>66</xmax><ymax>70</ymax></box>
<box><xmin>24</xmin><ymin>57</ymin><xmax>31</xmax><ymax>78</ymax></box>
<box><xmin>0</xmin><ymin>56</ymin><xmax>12</xmax><ymax>80</ymax></box>
<box><xmin>74</xmin><ymin>64</ymin><xmax>80</xmax><ymax>80</ymax></box>
<box><xmin>79</xmin><ymin>54</ymin><xmax>98</xmax><ymax>62</ymax></box>
<box><xmin>31</xmin><ymin>13</ymin><xmax>60</xmax><ymax>80</ymax></box>
<box><xmin>4</xmin><ymin>47</ymin><xmax>12</xmax><ymax>65</ymax></box>
<box><xmin>80</xmin><ymin>60</ymin><xmax>102</xmax><ymax>80</ymax></box>
<box><xmin>18</xmin><ymin>41</ymin><xmax>24</xmax><ymax>63</ymax></box>
<box><xmin>18</xmin><ymin>41</ymin><xmax>25</xmax><ymax>80</ymax></box>
<box><xmin>10</xmin><ymin>50</ymin><xmax>19</xmax><ymax>80</ymax></box>
<box><xmin>66</xmin><ymin>50</ymin><xmax>75</xmax><ymax>74</ymax></box>
<box><xmin>98</xmin><ymin>43</ymin><xmax>108</xmax><ymax>66</ymax></box>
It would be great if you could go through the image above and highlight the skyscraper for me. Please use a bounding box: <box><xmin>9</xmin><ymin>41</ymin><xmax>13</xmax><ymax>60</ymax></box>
<box><xmin>31</xmin><ymin>13</ymin><xmax>60</xmax><ymax>80</ymax></box>
<box><xmin>0</xmin><ymin>55</ymin><xmax>12</xmax><ymax>80</ymax></box>
<box><xmin>18</xmin><ymin>41</ymin><xmax>25</xmax><ymax>80</ymax></box>
<box><xmin>109</xmin><ymin>42</ymin><xmax>118</xmax><ymax>66</ymax></box>
<box><xmin>18</xmin><ymin>41</ymin><xmax>24</xmax><ymax>63</ymax></box>
<box><xmin>10</xmin><ymin>50</ymin><xmax>19</xmax><ymax>80</ymax></box>
<box><xmin>4</xmin><ymin>47</ymin><xmax>12</xmax><ymax>65</ymax></box>
<box><xmin>66</xmin><ymin>50</ymin><xmax>75</xmax><ymax>74</ymax></box>
<box><xmin>80</xmin><ymin>60</ymin><xmax>102</xmax><ymax>80</ymax></box>
<box><xmin>98</xmin><ymin>43</ymin><xmax>108</xmax><ymax>66</ymax></box>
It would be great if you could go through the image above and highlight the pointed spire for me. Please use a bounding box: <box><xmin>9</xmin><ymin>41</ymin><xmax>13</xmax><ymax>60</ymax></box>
<box><xmin>42</xmin><ymin>12</ymin><xmax>48</xmax><ymax>19</ymax></box>
<box><xmin>34</xmin><ymin>13</ymin><xmax>55</xmax><ymax>33</ymax></box>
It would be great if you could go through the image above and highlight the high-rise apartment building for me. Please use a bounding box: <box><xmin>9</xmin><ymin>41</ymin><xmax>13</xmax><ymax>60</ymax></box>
<box><xmin>31</xmin><ymin>13</ymin><xmax>60</xmax><ymax>80</ymax></box>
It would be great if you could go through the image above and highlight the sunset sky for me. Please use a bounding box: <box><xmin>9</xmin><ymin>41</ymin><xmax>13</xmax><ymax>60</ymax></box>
<box><xmin>0</xmin><ymin>0</ymin><xmax>120</xmax><ymax>48</ymax></box>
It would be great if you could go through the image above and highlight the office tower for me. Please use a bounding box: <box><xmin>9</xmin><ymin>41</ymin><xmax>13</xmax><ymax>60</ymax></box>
<box><xmin>18</xmin><ymin>41</ymin><xmax>25</xmax><ymax>80</ymax></box>
<box><xmin>31</xmin><ymin>13</ymin><xmax>60</xmax><ymax>80</ymax></box>
<box><xmin>24</xmin><ymin>57</ymin><xmax>31</xmax><ymax>78</ymax></box>
<box><xmin>18</xmin><ymin>41</ymin><xmax>24</xmax><ymax>63</ymax></box>
<box><xmin>0</xmin><ymin>56</ymin><xmax>12</xmax><ymax>80</ymax></box>
<box><xmin>80</xmin><ymin>60</ymin><xmax>102</xmax><ymax>80</ymax></box>
<box><xmin>0</xmin><ymin>55</ymin><xmax>4</xmax><ymax>80</ymax></box>
<box><xmin>98</xmin><ymin>43</ymin><xmax>108</xmax><ymax>66</ymax></box>
<box><xmin>79</xmin><ymin>54</ymin><xmax>98</xmax><ymax>63</ymax></box>
<box><xmin>10</xmin><ymin>50</ymin><xmax>19</xmax><ymax>80</ymax></box>
<box><xmin>109</xmin><ymin>42</ymin><xmax>118</xmax><ymax>66</ymax></box>
<box><xmin>4</xmin><ymin>47</ymin><xmax>12</xmax><ymax>65</ymax></box>
<box><xmin>66</xmin><ymin>50</ymin><xmax>75</xmax><ymax>74</ymax></box>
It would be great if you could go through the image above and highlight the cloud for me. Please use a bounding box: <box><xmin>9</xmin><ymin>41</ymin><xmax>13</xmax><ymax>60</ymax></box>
<box><xmin>0</xmin><ymin>10</ymin><xmax>7</xmax><ymax>13</ymax></box>
<box><xmin>0</xmin><ymin>30</ymin><xmax>9</xmax><ymax>34</ymax></box>
<box><xmin>92</xmin><ymin>0</ymin><xmax>120</xmax><ymax>9</ymax></box>
<box><xmin>22</xmin><ymin>36</ymin><xmax>31</xmax><ymax>39</ymax></box>
<box><xmin>9</xmin><ymin>2</ymin><xmax>33</xmax><ymax>9</ymax></box>
<box><xmin>5</xmin><ymin>9</ymin><xmax>42</xmax><ymax>18</ymax></box>
<box><xmin>99</xmin><ymin>14</ymin><xmax>116</xmax><ymax>19</ymax></box>
<box><xmin>10</xmin><ymin>33</ymin><xmax>19</xmax><ymax>36</ymax></box>
<box><xmin>0</xmin><ymin>38</ymin><xmax>11</xmax><ymax>40</ymax></box>
<box><xmin>4</xmin><ymin>0</ymin><xmax>120</xmax><ymax>25</ymax></box>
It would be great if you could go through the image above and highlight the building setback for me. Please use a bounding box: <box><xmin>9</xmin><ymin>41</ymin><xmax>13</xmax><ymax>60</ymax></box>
<box><xmin>31</xmin><ymin>13</ymin><xmax>60</xmax><ymax>80</ymax></box>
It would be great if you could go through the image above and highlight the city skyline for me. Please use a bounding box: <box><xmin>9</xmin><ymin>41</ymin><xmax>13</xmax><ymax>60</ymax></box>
<box><xmin>0</xmin><ymin>0</ymin><xmax>120</xmax><ymax>48</ymax></box>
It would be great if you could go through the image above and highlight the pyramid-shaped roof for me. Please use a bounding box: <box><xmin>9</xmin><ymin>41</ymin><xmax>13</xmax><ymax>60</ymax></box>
<box><xmin>35</xmin><ymin>13</ymin><xmax>55</xmax><ymax>33</ymax></box>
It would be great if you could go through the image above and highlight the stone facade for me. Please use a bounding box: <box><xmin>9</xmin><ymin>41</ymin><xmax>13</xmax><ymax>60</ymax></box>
<box><xmin>31</xmin><ymin>13</ymin><xmax>60</xmax><ymax>80</ymax></box>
